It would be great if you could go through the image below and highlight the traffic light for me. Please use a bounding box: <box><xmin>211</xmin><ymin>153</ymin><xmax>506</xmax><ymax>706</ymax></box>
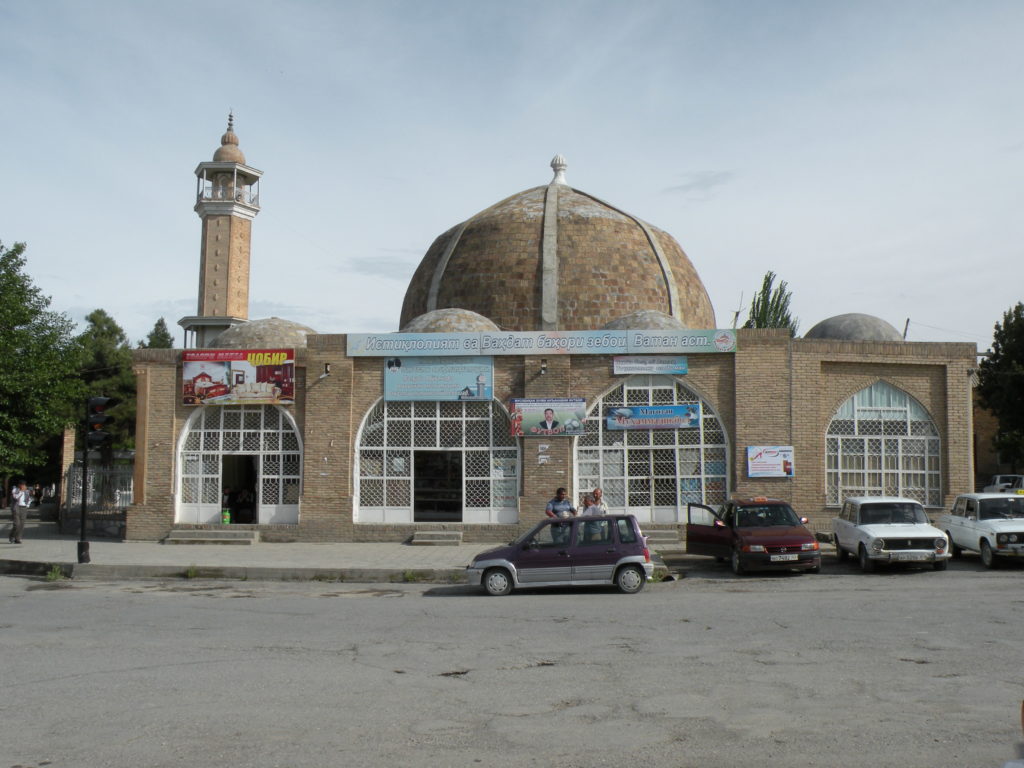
<box><xmin>84</xmin><ymin>396</ymin><xmax>118</xmax><ymax>448</ymax></box>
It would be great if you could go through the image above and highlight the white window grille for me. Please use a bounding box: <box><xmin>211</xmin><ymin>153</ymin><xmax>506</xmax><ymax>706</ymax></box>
<box><xmin>825</xmin><ymin>381</ymin><xmax>941</xmax><ymax>507</ymax></box>
<box><xmin>177</xmin><ymin>405</ymin><xmax>302</xmax><ymax>524</ymax></box>
<box><xmin>356</xmin><ymin>399</ymin><xmax>519</xmax><ymax>524</ymax></box>
<box><xmin>578</xmin><ymin>375</ymin><xmax>729</xmax><ymax>523</ymax></box>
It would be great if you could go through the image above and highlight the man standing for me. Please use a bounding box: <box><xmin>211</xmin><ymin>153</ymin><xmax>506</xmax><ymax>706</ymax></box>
<box><xmin>9</xmin><ymin>480</ymin><xmax>31</xmax><ymax>544</ymax></box>
<box><xmin>545</xmin><ymin>487</ymin><xmax>576</xmax><ymax>519</ymax></box>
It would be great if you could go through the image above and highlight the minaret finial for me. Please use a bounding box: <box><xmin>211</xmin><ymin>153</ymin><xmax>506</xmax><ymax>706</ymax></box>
<box><xmin>227</xmin><ymin>110</ymin><xmax>234</xmax><ymax>132</ymax></box>
<box><xmin>550</xmin><ymin>154</ymin><xmax>568</xmax><ymax>185</ymax></box>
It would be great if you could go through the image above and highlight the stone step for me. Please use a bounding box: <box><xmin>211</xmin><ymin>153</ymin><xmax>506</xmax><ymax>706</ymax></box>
<box><xmin>164</xmin><ymin>529</ymin><xmax>258</xmax><ymax>545</ymax></box>
<box><xmin>409</xmin><ymin>531</ymin><xmax>463</xmax><ymax>546</ymax></box>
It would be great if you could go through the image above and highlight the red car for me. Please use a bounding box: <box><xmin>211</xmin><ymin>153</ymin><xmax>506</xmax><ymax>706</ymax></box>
<box><xmin>686</xmin><ymin>497</ymin><xmax>821</xmax><ymax>575</ymax></box>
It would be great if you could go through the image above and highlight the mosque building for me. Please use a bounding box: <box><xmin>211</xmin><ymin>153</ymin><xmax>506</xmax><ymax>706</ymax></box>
<box><xmin>127</xmin><ymin>120</ymin><xmax>976</xmax><ymax>542</ymax></box>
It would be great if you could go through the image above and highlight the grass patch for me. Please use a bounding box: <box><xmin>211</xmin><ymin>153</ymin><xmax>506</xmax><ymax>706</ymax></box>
<box><xmin>45</xmin><ymin>564</ymin><xmax>65</xmax><ymax>582</ymax></box>
<box><xmin>184</xmin><ymin>564</ymin><xmax>199</xmax><ymax>579</ymax></box>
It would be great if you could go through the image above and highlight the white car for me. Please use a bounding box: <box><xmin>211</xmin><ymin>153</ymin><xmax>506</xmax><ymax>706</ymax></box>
<box><xmin>936</xmin><ymin>493</ymin><xmax>1024</xmax><ymax>568</ymax></box>
<box><xmin>981</xmin><ymin>474</ymin><xmax>1023</xmax><ymax>493</ymax></box>
<box><xmin>833</xmin><ymin>496</ymin><xmax>950</xmax><ymax>572</ymax></box>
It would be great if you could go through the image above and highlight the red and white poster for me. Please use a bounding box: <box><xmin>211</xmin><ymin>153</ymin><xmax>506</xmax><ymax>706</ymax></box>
<box><xmin>182</xmin><ymin>349</ymin><xmax>295</xmax><ymax>406</ymax></box>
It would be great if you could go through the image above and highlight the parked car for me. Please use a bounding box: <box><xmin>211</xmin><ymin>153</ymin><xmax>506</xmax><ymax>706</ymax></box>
<box><xmin>832</xmin><ymin>496</ymin><xmax>950</xmax><ymax>572</ymax></box>
<box><xmin>466</xmin><ymin>514</ymin><xmax>653</xmax><ymax>596</ymax></box>
<box><xmin>936</xmin><ymin>493</ymin><xmax>1024</xmax><ymax>568</ymax></box>
<box><xmin>685</xmin><ymin>497</ymin><xmax>820</xmax><ymax>575</ymax></box>
<box><xmin>981</xmin><ymin>474</ymin><xmax>1023</xmax><ymax>493</ymax></box>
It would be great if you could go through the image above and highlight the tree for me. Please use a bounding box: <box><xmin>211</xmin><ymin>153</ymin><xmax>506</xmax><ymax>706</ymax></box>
<box><xmin>139</xmin><ymin>317</ymin><xmax>175</xmax><ymax>349</ymax></box>
<box><xmin>78</xmin><ymin>309</ymin><xmax>136</xmax><ymax>452</ymax></box>
<box><xmin>978</xmin><ymin>302</ymin><xmax>1024</xmax><ymax>470</ymax></box>
<box><xmin>743</xmin><ymin>271</ymin><xmax>799</xmax><ymax>336</ymax></box>
<box><xmin>0</xmin><ymin>241</ymin><xmax>85</xmax><ymax>482</ymax></box>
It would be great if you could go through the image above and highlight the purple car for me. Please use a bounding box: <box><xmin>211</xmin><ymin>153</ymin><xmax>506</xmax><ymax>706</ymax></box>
<box><xmin>466</xmin><ymin>514</ymin><xmax>653</xmax><ymax>595</ymax></box>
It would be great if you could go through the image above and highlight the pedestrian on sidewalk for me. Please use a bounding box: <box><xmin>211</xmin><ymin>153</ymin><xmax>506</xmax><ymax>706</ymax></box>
<box><xmin>9</xmin><ymin>480</ymin><xmax>31</xmax><ymax>544</ymax></box>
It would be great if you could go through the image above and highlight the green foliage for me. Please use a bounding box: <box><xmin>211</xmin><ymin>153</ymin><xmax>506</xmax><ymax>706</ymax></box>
<box><xmin>978</xmin><ymin>302</ymin><xmax>1024</xmax><ymax>469</ymax></box>
<box><xmin>139</xmin><ymin>317</ymin><xmax>174</xmax><ymax>349</ymax></box>
<box><xmin>743</xmin><ymin>271</ymin><xmax>799</xmax><ymax>335</ymax></box>
<box><xmin>78</xmin><ymin>308</ymin><xmax>136</xmax><ymax>451</ymax></box>
<box><xmin>0</xmin><ymin>241</ymin><xmax>85</xmax><ymax>477</ymax></box>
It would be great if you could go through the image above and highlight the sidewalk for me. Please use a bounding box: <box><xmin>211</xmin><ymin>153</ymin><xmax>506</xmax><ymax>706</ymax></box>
<box><xmin>0</xmin><ymin>521</ymin><xmax>498</xmax><ymax>583</ymax></box>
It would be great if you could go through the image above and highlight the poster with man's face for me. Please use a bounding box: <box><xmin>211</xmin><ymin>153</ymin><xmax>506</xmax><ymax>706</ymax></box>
<box><xmin>509</xmin><ymin>398</ymin><xmax>586</xmax><ymax>437</ymax></box>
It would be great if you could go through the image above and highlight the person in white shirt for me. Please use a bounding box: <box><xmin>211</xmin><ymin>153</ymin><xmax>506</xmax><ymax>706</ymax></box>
<box><xmin>9</xmin><ymin>481</ymin><xmax>31</xmax><ymax>544</ymax></box>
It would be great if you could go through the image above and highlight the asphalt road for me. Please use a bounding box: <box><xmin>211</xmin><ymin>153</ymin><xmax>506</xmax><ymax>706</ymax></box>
<box><xmin>2</xmin><ymin>555</ymin><xmax>1022</xmax><ymax>768</ymax></box>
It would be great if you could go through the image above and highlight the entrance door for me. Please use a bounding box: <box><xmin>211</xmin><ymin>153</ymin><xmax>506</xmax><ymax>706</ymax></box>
<box><xmin>222</xmin><ymin>455</ymin><xmax>258</xmax><ymax>524</ymax></box>
<box><xmin>414</xmin><ymin>451</ymin><xmax>463</xmax><ymax>522</ymax></box>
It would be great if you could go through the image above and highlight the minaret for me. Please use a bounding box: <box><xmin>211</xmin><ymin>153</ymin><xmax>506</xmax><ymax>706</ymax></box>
<box><xmin>178</xmin><ymin>114</ymin><xmax>263</xmax><ymax>348</ymax></box>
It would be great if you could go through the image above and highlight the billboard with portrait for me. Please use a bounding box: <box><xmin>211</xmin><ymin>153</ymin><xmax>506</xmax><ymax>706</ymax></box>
<box><xmin>509</xmin><ymin>398</ymin><xmax>587</xmax><ymax>437</ymax></box>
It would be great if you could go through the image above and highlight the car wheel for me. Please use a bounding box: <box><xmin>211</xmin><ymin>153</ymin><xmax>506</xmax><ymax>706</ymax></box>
<box><xmin>730</xmin><ymin>548</ymin><xmax>745</xmax><ymax>576</ymax></box>
<box><xmin>482</xmin><ymin>567</ymin><xmax>513</xmax><ymax>596</ymax></box>
<box><xmin>858</xmin><ymin>544</ymin><xmax>875</xmax><ymax>573</ymax></box>
<box><xmin>933</xmin><ymin>559</ymin><xmax>948</xmax><ymax>571</ymax></box>
<box><xmin>835</xmin><ymin>539</ymin><xmax>848</xmax><ymax>562</ymax></box>
<box><xmin>980</xmin><ymin>539</ymin><xmax>998</xmax><ymax>569</ymax></box>
<box><xmin>615</xmin><ymin>565</ymin><xmax>645</xmax><ymax>594</ymax></box>
<box><xmin>946</xmin><ymin>533</ymin><xmax>962</xmax><ymax>558</ymax></box>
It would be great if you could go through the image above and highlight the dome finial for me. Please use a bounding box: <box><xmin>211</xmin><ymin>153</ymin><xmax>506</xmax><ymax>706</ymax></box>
<box><xmin>550</xmin><ymin>154</ymin><xmax>568</xmax><ymax>185</ymax></box>
<box><xmin>213</xmin><ymin>111</ymin><xmax>245</xmax><ymax>163</ymax></box>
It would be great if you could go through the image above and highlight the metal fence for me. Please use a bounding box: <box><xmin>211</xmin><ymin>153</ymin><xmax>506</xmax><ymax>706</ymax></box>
<box><xmin>66</xmin><ymin>464</ymin><xmax>134</xmax><ymax>511</ymax></box>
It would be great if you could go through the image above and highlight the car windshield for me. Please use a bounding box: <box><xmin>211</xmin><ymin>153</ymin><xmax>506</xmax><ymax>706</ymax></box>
<box><xmin>979</xmin><ymin>498</ymin><xmax>1024</xmax><ymax>520</ymax></box>
<box><xmin>858</xmin><ymin>503</ymin><xmax>927</xmax><ymax>525</ymax></box>
<box><xmin>735</xmin><ymin>505</ymin><xmax>800</xmax><ymax>527</ymax></box>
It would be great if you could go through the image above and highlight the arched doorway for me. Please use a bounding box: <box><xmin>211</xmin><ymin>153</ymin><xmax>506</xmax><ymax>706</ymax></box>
<box><xmin>577</xmin><ymin>375</ymin><xmax>729</xmax><ymax>522</ymax></box>
<box><xmin>177</xmin><ymin>405</ymin><xmax>303</xmax><ymax>524</ymax></box>
<box><xmin>356</xmin><ymin>399</ymin><xmax>519</xmax><ymax>524</ymax></box>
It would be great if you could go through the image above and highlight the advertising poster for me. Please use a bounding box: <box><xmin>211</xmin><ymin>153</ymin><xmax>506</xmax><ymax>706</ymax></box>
<box><xmin>605</xmin><ymin>404</ymin><xmax>699</xmax><ymax>430</ymax></box>
<box><xmin>182</xmin><ymin>349</ymin><xmax>295</xmax><ymax>406</ymax></box>
<box><xmin>509</xmin><ymin>398</ymin><xmax>587</xmax><ymax>437</ymax></box>
<box><xmin>747</xmin><ymin>446</ymin><xmax>795</xmax><ymax>478</ymax></box>
<box><xmin>383</xmin><ymin>356</ymin><xmax>493</xmax><ymax>402</ymax></box>
<box><xmin>612</xmin><ymin>355</ymin><xmax>688</xmax><ymax>375</ymax></box>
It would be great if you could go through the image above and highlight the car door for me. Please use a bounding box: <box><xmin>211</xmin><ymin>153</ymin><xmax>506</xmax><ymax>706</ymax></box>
<box><xmin>570</xmin><ymin>517</ymin><xmax>617</xmax><ymax>583</ymax></box>
<box><xmin>944</xmin><ymin>497</ymin><xmax>969</xmax><ymax>550</ymax></box>
<box><xmin>833</xmin><ymin>502</ymin><xmax>855</xmax><ymax>552</ymax></box>
<box><xmin>514</xmin><ymin>519</ymin><xmax>574</xmax><ymax>584</ymax></box>
<box><xmin>959</xmin><ymin>497</ymin><xmax>981</xmax><ymax>550</ymax></box>
<box><xmin>686</xmin><ymin>503</ymin><xmax>732</xmax><ymax>559</ymax></box>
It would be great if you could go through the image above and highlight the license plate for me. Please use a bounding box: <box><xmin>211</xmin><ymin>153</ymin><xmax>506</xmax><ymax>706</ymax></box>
<box><xmin>893</xmin><ymin>552</ymin><xmax>928</xmax><ymax>561</ymax></box>
<box><xmin>770</xmin><ymin>553</ymin><xmax>799</xmax><ymax>562</ymax></box>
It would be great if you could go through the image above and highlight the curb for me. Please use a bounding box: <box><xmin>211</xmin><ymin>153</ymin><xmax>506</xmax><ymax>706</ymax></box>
<box><xmin>0</xmin><ymin>558</ymin><xmax>469</xmax><ymax>584</ymax></box>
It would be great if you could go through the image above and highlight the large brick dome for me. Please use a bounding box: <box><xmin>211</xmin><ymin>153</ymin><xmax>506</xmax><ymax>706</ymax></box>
<box><xmin>399</xmin><ymin>157</ymin><xmax>716</xmax><ymax>332</ymax></box>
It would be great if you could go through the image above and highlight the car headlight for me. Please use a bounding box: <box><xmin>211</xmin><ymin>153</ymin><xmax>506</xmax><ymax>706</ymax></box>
<box><xmin>1008</xmin><ymin>534</ymin><xmax>1020</xmax><ymax>544</ymax></box>
<box><xmin>997</xmin><ymin>533</ymin><xmax>1009</xmax><ymax>545</ymax></box>
<box><xmin>870</xmin><ymin>538</ymin><xmax>884</xmax><ymax>552</ymax></box>
<box><xmin>934</xmin><ymin>537</ymin><xmax>946</xmax><ymax>550</ymax></box>
<box><xmin>801</xmin><ymin>541</ymin><xmax>819</xmax><ymax>551</ymax></box>
<box><xmin>744</xmin><ymin>544</ymin><xmax>765</xmax><ymax>552</ymax></box>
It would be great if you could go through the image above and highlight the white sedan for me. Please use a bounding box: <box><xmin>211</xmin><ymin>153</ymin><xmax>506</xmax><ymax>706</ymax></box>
<box><xmin>936</xmin><ymin>493</ymin><xmax>1024</xmax><ymax>568</ymax></box>
<box><xmin>833</xmin><ymin>496</ymin><xmax>950</xmax><ymax>572</ymax></box>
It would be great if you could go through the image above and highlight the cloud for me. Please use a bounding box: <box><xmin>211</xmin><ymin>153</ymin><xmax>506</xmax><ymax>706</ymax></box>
<box><xmin>347</xmin><ymin>254</ymin><xmax>420</xmax><ymax>279</ymax></box>
<box><xmin>663</xmin><ymin>171</ymin><xmax>736</xmax><ymax>201</ymax></box>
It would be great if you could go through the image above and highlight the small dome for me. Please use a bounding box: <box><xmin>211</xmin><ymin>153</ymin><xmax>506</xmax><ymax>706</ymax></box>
<box><xmin>804</xmin><ymin>313</ymin><xmax>902</xmax><ymax>342</ymax></box>
<box><xmin>212</xmin><ymin>114</ymin><xmax>246</xmax><ymax>164</ymax></box>
<box><xmin>400</xmin><ymin>308</ymin><xmax>500</xmax><ymax>333</ymax></box>
<box><xmin>212</xmin><ymin>317</ymin><xmax>316</xmax><ymax>349</ymax></box>
<box><xmin>602</xmin><ymin>310</ymin><xmax>688</xmax><ymax>331</ymax></box>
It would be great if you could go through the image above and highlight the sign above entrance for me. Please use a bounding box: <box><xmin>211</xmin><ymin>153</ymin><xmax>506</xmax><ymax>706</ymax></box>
<box><xmin>182</xmin><ymin>349</ymin><xmax>295</xmax><ymax>406</ymax></box>
<box><xmin>383</xmin><ymin>356</ymin><xmax>494</xmax><ymax>402</ymax></box>
<box><xmin>509</xmin><ymin>398</ymin><xmax>587</xmax><ymax>437</ymax></box>
<box><xmin>606</xmin><ymin>404</ymin><xmax>699</xmax><ymax>430</ymax></box>
<box><xmin>613</xmin><ymin>355</ymin><xmax>688</xmax><ymax>375</ymax></box>
<box><xmin>348</xmin><ymin>329</ymin><xmax>737</xmax><ymax>357</ymax></box>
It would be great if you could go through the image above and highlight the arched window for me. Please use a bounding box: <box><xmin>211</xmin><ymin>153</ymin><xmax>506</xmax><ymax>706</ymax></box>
<box><xmin>825</xmin><ymin>381</ymin><xmax>941</xmax><ymax>507</ymax></box>
<box><xmin>177</xmin><ymin>405</ymin><xmax>302</xmax><ymax>525</ymax></box>
<box><xmin>578</xmin><ymin>375</ymin><xmax>729</xmax><ymax>522</ymax></box>
<box><xmin>356</xmin><ymin>399</ymin><xmax>519</xmax><ymax>524</ymax></box>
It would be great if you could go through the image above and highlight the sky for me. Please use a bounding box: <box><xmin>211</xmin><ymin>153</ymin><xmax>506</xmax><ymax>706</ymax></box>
<box><xmin>1</xmin><ymin>0</ymin><xmax>1021</xmax><ymax>351</ymax></box>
